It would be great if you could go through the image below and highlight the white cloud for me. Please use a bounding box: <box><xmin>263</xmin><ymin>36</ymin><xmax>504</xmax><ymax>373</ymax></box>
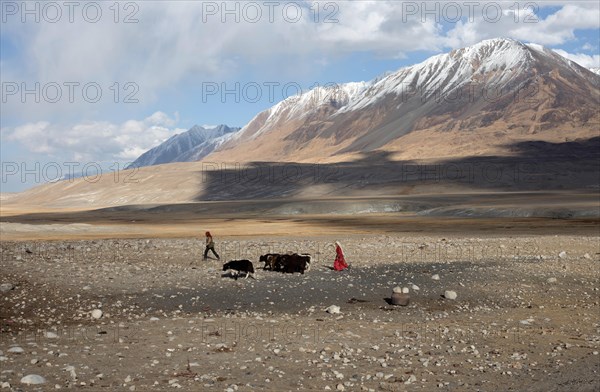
<box><xmin>2</xmin><ymin>0</ymin><xmax>599</xmax><ymax>167</ymax></box>
<box><xmin>553</xmin><ymin>49</ymin><xmax>600</xmax><ymax>68</ymax></box>
<box><xmin>4</xmin><ymin>112</ymin><xmax>186</xmax><ymax>163</ymax></box>
<box><xmin>445</xmin><ymin>2</ymin><xmax>600</xmax><ymax>48</ymax></box>
<box><xmin>3</xmin><ymin>1</ymin><xmax>597</xmax><ymax>92</ymax></box>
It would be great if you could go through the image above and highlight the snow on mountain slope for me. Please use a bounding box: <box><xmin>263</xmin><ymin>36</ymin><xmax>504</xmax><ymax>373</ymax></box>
<box><xmin>209</xmin><ymin>38</ymin><xmax>600</xmax><ymax>163</ymax></box>
<box><xmin>127</xmin><ymin>125</ymin><xmax>240</xmax><ymax>168</ymax></box>
<box><xmin>342</xmin><ymin>38</ymin><xmax>538</xmax><ymax>113</ymax></box>
<box><xmin>228</xmin><ymin>81</ymin><xmax>371</xmax><ymax>143</ymax></box>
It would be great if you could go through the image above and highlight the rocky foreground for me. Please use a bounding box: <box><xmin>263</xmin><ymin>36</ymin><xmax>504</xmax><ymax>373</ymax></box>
<box><xmin>0</xmin><ymin>235</ymin><xmax>599</xmax><ymax>391</ymax></box>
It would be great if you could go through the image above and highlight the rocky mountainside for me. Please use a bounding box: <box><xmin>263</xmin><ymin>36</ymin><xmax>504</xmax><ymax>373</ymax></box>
<box><xmin>208</xmin><ymin>38</ymin><xmax>599</xmax><ymax>163</ymax></box>
<box><xmin>127</xmin><ymin>125</ymin><xmax>240</xmax><ymax>169</ymax></box>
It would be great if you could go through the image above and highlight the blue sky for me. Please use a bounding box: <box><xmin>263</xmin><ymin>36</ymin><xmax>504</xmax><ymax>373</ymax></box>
<box><xmin>1</xmin><ymin>0</ymin><xmax>599</xmax><ymax>191</ymax></box>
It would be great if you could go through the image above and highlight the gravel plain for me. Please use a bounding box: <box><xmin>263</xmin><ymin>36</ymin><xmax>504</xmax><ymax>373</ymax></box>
<box><xmin>1</xmin><ymin>234</ymin><xmax>599</xmax><ymax>391</ymax></box>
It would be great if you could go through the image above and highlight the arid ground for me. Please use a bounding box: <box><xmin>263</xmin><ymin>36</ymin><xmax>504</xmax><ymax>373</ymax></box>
<box><xmin>1</xmin><ymin>198</ymin><xmax>599</xmax><ymax>391</ymax></box>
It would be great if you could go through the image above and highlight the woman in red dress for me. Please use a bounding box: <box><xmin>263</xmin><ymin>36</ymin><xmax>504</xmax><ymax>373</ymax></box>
<box><xmin>333</xmin><ymin>241</ymin><xmax>349</xmax><ymax>271</ymax></box>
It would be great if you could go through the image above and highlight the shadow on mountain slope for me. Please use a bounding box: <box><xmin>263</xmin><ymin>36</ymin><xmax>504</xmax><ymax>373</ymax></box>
<box><xmin>2</xmin><ymin>137</ymin><xmax>598</xmax><ymax>227</ymax></box>
<box><xmin>194</xmin><ymin>137</ymin><xmax>600</xmax><ymax>201</ymax></box>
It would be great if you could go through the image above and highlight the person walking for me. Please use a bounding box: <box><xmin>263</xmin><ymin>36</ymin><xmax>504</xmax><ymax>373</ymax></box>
<box><xmin>333</xmin><ymin>241</ymin><xmax>348</xmax><ymax>271</ymax></box>
<box><xmin>203</xmin><ymin>231</ymin><xmax>220</xmax><ymax>260</ymax></box>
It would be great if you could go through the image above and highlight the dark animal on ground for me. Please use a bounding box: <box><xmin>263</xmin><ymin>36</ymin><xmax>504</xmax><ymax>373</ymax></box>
<box><xmin>222</xmin><ymin>259</ymin><xmax>255</xmax><ymax>279</ymax></box>
<box><xmin>277</xmin><ymin>253</ymin><xmax>311</xmax><ymax>274</ymax></box>
<box><xmin>259</xmin><ymin>253</ymin><xmax>281</xmax><ymax>270</ymax></box>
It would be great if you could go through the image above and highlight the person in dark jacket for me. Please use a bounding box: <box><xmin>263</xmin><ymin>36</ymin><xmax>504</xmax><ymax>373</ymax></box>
<box><xmin>203</xmin><ymin>231</ymin><xmax>220</xmax><ymax>260</ymax></box>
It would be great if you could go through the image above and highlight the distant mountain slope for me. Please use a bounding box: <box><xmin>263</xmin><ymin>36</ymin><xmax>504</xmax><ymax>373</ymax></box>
<box><xmin>127</xmin><ymin>125</ymin><xmax>240</xmax><ymax>168</ymax></box>
<box><xmin>4</xmin><ymin>137</ymin><xmax>599</xmax><ymax>209</ymax></box>
<box><xmin>208</xmin><ymin>38</ymin><xmax>599</xmax><ymax>163</ymax></box>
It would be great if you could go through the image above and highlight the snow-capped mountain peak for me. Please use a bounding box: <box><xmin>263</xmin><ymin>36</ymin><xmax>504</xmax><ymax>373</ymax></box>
<box><xmin>234</xmin><ymin>38</ymin><xmax>542</xmax><ymax>132</ymax></box>
<box><xmin>127</xmin><ymin>124</ymin><xmax>240</xmax><ymax>168</ymax></box>
<box><xmin>211</xmin><ymin>38</ymin><xmax>599</xmax><ymax>163</ymax></box>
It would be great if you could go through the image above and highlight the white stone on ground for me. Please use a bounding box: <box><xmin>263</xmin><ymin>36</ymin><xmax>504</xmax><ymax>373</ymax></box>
<box><xmin>20</xmin><ymin>375</ymin><xmax>46</xmax><ymax>385</ymax></box>
<box><xmin>325</xmin><ymin>305</ymin><xmax>340</xmax><ymax>314</ymax></box>
<box><xmin>444</xmin><ymin>290</ymin><xmax>457</xmax><ymax>300</ymax></box>
<box><xmin>91</xmin><ymin>309</ymin><xmax>103</xmax><ymax>319</ymax></box>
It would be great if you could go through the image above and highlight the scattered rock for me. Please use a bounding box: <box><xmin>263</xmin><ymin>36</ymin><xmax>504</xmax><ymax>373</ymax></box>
<box><xmin>444</xmin><ymin>290</ymin><xmax>457</xmax><ymax>300</ymax></box>
<box><xmin>8</xmin><ymin>346</ymin><xmax>24</xmax><ymax>354</ymax></box>
<box><xmin>64</xmin><ymin>366</ymin><xmax>77</xmax><ymax>381</ymax></box>
<box><xmin>0</xmin><ymin>283</ymin><xmax>14</xmax><ymax>293</ymax></box>
<box><xmin>326</xmin><ymin>305</ymin><xmax>341</xmax><ymax>314</ymax></box>
<box><xmin>20</xmin><ymin>375</ymin><xmax>46</xmax><ymax>385</ymax></box>
<box><xmin>558</xmin><ymin>251</ymin><xmax>567</xmax><ymax>259</ymax></box>
<box><xmin>431</xmin><ymin>274</ymin><xmax>440</xmax><ymax>281</ymax></box>
<box><xmin>391</xmin><ymin>292</ymin><xmax>410</xmax><ymax>306</ymax></box>
<box><xmin>91</xmin><ymin>309</ymin><xmax>103</xmax><ymax>319</ymax></box>
<box><xmin>547</xmin><ymin>277</ymin><xmax>557</xmax><ymax>284</ymax></box>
